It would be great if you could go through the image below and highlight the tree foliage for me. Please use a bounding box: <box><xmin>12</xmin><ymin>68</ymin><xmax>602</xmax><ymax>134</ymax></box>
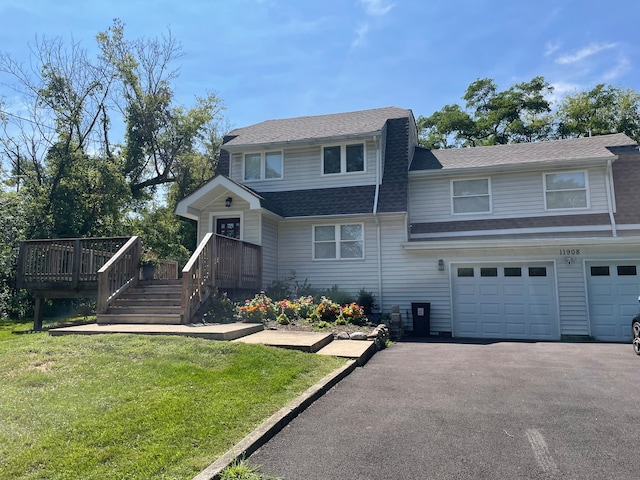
<box><xmin>418</xmin><ymin>77</ymin><xmax>640</xmax><ymax>148</ymax></box>
<box><xmin>0</xmin><ymin>19</ymin><xmax>225</xmax><ymax>238</ymax></box>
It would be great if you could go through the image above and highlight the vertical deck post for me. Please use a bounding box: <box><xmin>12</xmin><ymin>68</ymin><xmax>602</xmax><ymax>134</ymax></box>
<box><xmin>33</xmin><ymin>297</ymin><xmax>44</xmax><ymax>331</ymax></box>
<box><xmin>71</xmin><ymin>239</ymin><xmax>81</xmax><ymax>288</ymax></box>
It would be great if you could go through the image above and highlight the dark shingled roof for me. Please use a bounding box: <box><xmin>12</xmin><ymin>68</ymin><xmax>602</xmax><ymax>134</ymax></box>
<box><xmin>410</xmin><ymin>133</ymin><xmax>637</xmax><ymax>171</ymax></box>
<box><xmin>377</xmin><ymin>117</ymin><xmax>410</xmax><ymax>213</ymax></box>
<box><xmin>223</xmin><ymin>107</ymin><xmax>412</xmax><ymax>147</ymax></box>
<box><xmin>259</xmin><ymin>186</ymin><xmax>376</xmax><ymax>217</ymax></box>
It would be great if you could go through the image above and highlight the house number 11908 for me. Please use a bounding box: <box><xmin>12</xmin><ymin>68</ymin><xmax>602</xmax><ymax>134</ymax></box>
<box><xmin>560</xmin><ymin>249</ymin><xmax>580</xmax><ymax>255</ymax></box>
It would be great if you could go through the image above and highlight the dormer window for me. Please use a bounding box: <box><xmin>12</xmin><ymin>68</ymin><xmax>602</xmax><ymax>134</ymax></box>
<box><xmin>323</xmin><ymin>143</ymin><xmax>365</xmax><ymax>175</ymax></box>
<box><xmin>244</xmin><ymin>151</ymin><xmax>283</xmax><ymax>181</ymax></box>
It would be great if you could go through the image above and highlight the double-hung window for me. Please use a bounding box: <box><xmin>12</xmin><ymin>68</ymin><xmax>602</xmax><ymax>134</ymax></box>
<box><xmin>544</xmin><ymin>171</ymin><xmax>588</xmax><ymax>210</ymax></box>
<box><xmin>452</xmin><ymin>178</ymin><xmax>491</xmax><ymax>214</ymax></box>
<box><xmin>323</xmin><ymin>143</ymin><xmax>365</xmax><ymax>175</ymax></box>
<box><xmin>244</xmin><ymin>151</ymin><xmax>283</xmax><ymax>181</ymax></box>
<box><xmin>313</xmin><ymin>224</ymin><xmax>364</xmax><ymax>260</ymax></box>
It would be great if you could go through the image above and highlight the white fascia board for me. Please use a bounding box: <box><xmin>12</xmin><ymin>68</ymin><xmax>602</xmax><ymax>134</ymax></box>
<box><xmin>408</xmin><ymin>156</ymin><xmax>614</xmax><ymax>178</ymax></box>
<box><xmin>175</xmin><ymin>176</ymin><xmax>262</xmax><ymax>218</ymax></box>
<box><xmin>402</xmin><ymin>235</ymin><xmax>640</xmax><ymax>251</ymax></box>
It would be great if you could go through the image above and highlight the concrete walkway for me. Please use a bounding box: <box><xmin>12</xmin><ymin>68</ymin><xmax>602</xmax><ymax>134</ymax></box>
<box><xmin>49</xmin><ymin>322</ymin><xmax>376</xmax><ymax>363</ymax></box>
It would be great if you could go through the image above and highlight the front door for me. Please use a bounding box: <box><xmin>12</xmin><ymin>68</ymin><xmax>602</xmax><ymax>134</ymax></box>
<box><xmin>216</xmin><ymin>217</ymin><xmax>241</xmax><ymax>239</ymax></box>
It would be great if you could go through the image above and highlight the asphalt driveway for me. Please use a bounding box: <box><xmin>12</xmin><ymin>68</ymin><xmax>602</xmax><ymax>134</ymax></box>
<box><xmin>249</xmin><ymin>339</ymin><xmax>640</xmax><ymax>479</ymax></box>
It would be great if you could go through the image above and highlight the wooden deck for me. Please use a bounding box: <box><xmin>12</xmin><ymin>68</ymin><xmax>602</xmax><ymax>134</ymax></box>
<box><xmin>17</xmin><ymin>235</ymin><xmax>262</xmax><ymax>329</ymax></box>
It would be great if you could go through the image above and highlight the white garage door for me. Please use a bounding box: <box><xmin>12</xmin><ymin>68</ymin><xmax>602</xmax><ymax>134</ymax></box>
<box><xmin>587</xmin><ymin>262</ymin><xmax>640</xmax><ymax>342</ymax></box>
<box><xmin>452</xmin><ymin>263</ymin><xmax>558</xmax><ymax>340</ymax></box>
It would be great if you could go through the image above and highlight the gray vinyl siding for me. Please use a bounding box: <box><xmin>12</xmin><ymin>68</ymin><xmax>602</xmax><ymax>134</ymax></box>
<box><xmin>377</xmin><ymin>216</ymin><xmax>452</xmax><ymax>332</ymax></box>
<box><xmin>261</xmin><ymin>216</ymin><xmax>279</xmax><ymax>287</ymax></box>
<box><xmin>229</xmin><ymin>140</ymin><xmax>379</xmax><ymax>192</ymax></box>
<box><xmin>277</xmin><ymin>216</ymin><xmax>380</xmax><ymax>297</ymax></box>
<box><xmin>243</xmin><ymin>211</ymin><xmax>261</xmax><ymax>245</ymax></box>
<box><xmin>556</xmin><ymin>261</ymin><xmax>589</xmax><ymax>336</ymax></box>
<box><xmin>195</xmin><ymin>196</ymin><xmax>256</xmax><ymax>244</ymax></box>
<box><xmin>409</xmin><ymin>166</ymin><xmax>610</xmax><ymax>224</ymax></box>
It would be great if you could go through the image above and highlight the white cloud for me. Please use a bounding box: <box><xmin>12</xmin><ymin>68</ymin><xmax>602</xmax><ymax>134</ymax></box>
<box><xmin>359</xmin><ymin>0</ymin><xmax>395</xmax><ymax>16</ymax></box>
<box><xmin>556</xmin><ymin>42</ymin><xmax>617</xmax><ymax>65</ymax></box>
<box><xmin>603</xmin><ymin>55</ymin><xmax>631</xmax><ymax>81</ymax></box>
<box><xmin>544</xmin><ymin>41</ymin><xmax>560</xmax><ymax>57</ymax></box>
<box><xmin>351</xmin><ymin>22</ymin><xmax>370</xmax><ymax>48</ymax></box>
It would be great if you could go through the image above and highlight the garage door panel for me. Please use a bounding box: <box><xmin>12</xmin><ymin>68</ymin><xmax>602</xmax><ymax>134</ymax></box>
<box><xmin>481</xmin><ymin>323</ymin><xmax>502</xmax><ymax>335</ymax></box>
<box><xmin>457</xmin><ymin>303</ymin><xmax>477</xmax><ymax>315</ymax></box>
<box><xmin>479</xmin><ymin>285</ymin><xmax>499</xmax><ymax>295</ymax></box>
<box><xmin>505</xmin><ymin>323</ymin><xmax>526</xmax><ymax>335</ymax></box>
<box><xmin>480</xmin><ymin>304</ymin><xmax>500</xmax><ymax>315</ymax></box>
<box><xmin>530</xmin><ymin>323</ymin><xmax>552</xmax><ymax>336</ymax></box>
<box><xmin>503</xmin><ymin>285</ymin><xmax>524</xmax><ymax>296</ymax></box>
<box><xmin>453</xmin><ymin>263</ymin><xmax>557</xmax><ymax>340</ymax></box>
<box><xmin>505</xmin><ymin>304</ymin><xmax>525</xmax><ymax>315</ymax></box>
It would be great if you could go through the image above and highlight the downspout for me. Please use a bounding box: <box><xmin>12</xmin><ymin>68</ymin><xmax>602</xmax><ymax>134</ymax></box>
<box><xmin>372</xmin><ymin>135</ymin><xmax>383</xmax><ymax>313</ymax></box>
<box><xmin>605</xmin><ymin>159</ymin><xmax>617</xmax><ymax>237</ymax></box>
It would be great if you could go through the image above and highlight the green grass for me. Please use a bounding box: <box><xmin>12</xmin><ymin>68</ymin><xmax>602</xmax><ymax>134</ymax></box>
<box><xmin>0</xmin><ymin>318</ymin><xmax>345</xmax><ymax>479</ymax></box>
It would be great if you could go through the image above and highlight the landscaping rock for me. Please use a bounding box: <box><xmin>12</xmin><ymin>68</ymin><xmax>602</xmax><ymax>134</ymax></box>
<box><xmin>350</xmin><ymin>332</ymin><xmax>368</xmax><ymax>340</ymax></box>
<box><xmin>336</xmin><ymin>332</ymin><xmax>350</xmax><ymax>340</ymax></box>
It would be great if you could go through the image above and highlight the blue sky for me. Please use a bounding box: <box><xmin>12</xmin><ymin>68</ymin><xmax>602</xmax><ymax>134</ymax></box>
<box><xmin>1</xmin><ymin>0</ymin><xmax>639</xmax><ymax>131</ymax></box>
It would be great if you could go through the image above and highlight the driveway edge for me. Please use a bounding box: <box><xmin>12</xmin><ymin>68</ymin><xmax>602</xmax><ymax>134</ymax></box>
<box><xmin>192</xmin><ymin>359</ymin><xmax>358</xmax><ymax>480</ymax></box>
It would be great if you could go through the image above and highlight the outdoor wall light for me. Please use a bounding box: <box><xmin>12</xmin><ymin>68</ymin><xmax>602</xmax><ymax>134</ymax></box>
<box><xmin>438</xmin><ymin>259</ymin><xmax>445</xmax><ymax>271</ymax></box>
<box><xmin>225</xmin><ymin>197</ymin><xmax>233</xmax><ymax>207</ymax></box>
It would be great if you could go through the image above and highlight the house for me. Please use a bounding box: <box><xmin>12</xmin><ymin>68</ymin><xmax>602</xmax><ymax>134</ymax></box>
<box><xmin>176</xmin><ymin>107</ymin><xmax>640</xmax><ymax>342</ymax></box>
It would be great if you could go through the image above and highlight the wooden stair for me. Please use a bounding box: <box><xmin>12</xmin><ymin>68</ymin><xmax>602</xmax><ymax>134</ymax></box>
<box><xmin>97</xmin><ymin>279</ymin><xmax>183</xmax><ymax>325</ymax></box>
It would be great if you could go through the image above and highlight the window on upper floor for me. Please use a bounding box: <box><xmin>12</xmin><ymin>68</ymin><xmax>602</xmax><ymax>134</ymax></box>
<box><xmin>451</xmin><ymin>178</ymin><xmax>491</xmax><ymax>214</ymax></box>
<box><xmin>322</xmin><ymin>143</ymin><xmax>365</xmax><ymax>175</ymax></box>
<box><xmin>313</xmin><ymin>223</ymin><xmax>364</xmax><ymax>260</ymax></box>
<box><xmin>544</xmin><ymin>171</ymin><xmax>588</xmax><ymax>210</ymax></box>
<box><xmin>244</xmin><ymin>151</ymin><xmax>283</xmax><ymax>181</ymax></box>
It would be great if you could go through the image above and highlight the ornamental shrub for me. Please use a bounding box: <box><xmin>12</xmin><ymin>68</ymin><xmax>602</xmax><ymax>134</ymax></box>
<box><xmin>316</xmin><ymin>296</ymin><xmax>340</xmax><ymax>323</ymax></box>
<box><xmin>236</xmin><ymin>292</ymin><xmax>276</xmax><ymax>323</ymax></box>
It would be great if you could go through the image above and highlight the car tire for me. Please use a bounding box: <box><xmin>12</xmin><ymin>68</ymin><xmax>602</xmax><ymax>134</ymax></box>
<box><xmin>633</xmin><ymin>320</ymin><xmax>640</xmax><ymax>356</ymax></box>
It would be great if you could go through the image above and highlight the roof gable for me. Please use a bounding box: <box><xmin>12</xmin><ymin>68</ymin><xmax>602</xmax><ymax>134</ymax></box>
<box><xmin>223</xmin><ymin>107</ymin><xmax>412</xmax><ymax>148</ymax></box>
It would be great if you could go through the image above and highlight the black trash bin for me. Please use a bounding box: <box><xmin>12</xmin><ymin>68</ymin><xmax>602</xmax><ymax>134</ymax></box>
<box><xmin>411</xmin><ymin>302</ymin><xmax>431</xmax><ymax>337</ymax></box>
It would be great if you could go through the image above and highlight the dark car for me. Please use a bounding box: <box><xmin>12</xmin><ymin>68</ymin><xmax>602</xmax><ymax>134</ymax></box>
<box><xmin>633</xmin><ymin>298</ymin><xmax>640</xmax><ymax>356</ymax></box>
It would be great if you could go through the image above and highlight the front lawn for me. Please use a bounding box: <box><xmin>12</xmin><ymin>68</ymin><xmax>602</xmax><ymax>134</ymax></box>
<box><xmin>0</xmin><ymin>318</ymin><xmax>345</xmax><ymax>479</ymax></box>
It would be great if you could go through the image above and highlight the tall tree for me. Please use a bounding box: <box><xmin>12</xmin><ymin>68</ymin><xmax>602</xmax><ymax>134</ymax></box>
<box><xmin>418</xmin><ymin>76</ymin><xmax>554</xmax><ymax>148</ymax></box>
<box><xmin>556</xmin><ymin>84</ymin><xmax>640</xmax><ymax>142</ymax></box>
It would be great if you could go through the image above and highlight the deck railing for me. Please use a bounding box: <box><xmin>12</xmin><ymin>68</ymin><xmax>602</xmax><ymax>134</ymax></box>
<box><xmin>181</xmin><ymin>233</ymin><xmax>216</xmax><ymax>323</ymax></box>
<box><xmin>97</xmin><ymin>236</ymin><xmax>142</xmax><ymax>314</ymax></box>
<box><xmin>181</xmin><ymin>234</ymin><xmax>262</xmax><ymax>323</ymax></box>
<box><xmin>17</xmin><ymin>237</ymin><xmax>130</xmax><ymax>289</ymax></box>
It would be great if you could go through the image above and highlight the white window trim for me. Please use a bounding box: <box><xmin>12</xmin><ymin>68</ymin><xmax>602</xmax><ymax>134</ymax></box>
<box><xmin>450</xmin><ymin>177</ymin><xmax>492</xmax><ymax>215</ymax></box>
<box><xmin>321</xmin><ymin>142</ymin><xmax>367</xmax><ymax>176</ymax></box>
<box><xmin>243</xmin><ymin>150</ymin><xmax>284</xmax><ymax>181</ymax></box>
<box><xmin>312</xmin><ymin>223</ymin><xmax>365</xmax><ymax>261</ymax></box>
<box><xmin>543</xmin><ymin>170</ymin><xmax>590</xmax><ymax>211</ymax></box>
<box><xmin>209</xmin><ymin>211</ymin><xmax>244</xmax><ymax>240</ymax></box>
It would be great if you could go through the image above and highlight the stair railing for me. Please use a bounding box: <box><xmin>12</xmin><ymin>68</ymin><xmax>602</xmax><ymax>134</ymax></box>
<box><xmin>181</xmin><ymin>233</ymin><xmax>215</xmax><ymax>323</ymax></box>
<box><xmin>97</xmin><ymin>236</ymin><xmax>141</xmax><ymax>314</ymax></box>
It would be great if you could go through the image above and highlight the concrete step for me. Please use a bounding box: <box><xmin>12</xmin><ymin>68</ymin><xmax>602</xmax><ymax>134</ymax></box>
<box><xmin>233</xmin><ymin>330</ymin><xmax>333</xmax><ymax>353</ymax></box>
<box><xmin>97</xmin><ymin>313</ymin><xmax>182</xmax><ymax>325</ymax></box>
<box><xmin>316</xmin><ymin>340</ymin><xmax>377</xmax><ymax>366</ymax></box>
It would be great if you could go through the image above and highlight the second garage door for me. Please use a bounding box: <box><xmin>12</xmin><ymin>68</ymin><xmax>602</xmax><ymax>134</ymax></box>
<box><xmin>452</xmin><ymin>263</ymin><xmax>558</xmax><ymax>340</ymax></box>
<box><xmin>587</xmin><ymin>262</ymin><xmax>640</xmax><ymax>342</ymax></box>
